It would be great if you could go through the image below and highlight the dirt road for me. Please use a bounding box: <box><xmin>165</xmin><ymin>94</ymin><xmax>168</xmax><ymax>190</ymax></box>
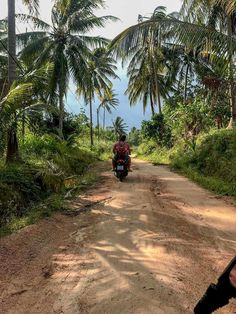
<box><xmin>0</xmin><ymin>159</ymin><xmax>236</xmax><ymax>314</ymax></box>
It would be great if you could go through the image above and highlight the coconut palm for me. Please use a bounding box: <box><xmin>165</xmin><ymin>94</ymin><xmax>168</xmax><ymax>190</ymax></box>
<box><xmin>111</xmin><ymin>116</ymin><xmax>128</xmax><ymax>139</ymax></box>
<box><xmin>18</xmin><ymin>0</ymin><xmax>118</xmax><ymax>138</ymax></box>
<box><xmin>4</xmin><ymin>0</ymin><xmax>41</xmax><ymax>161</ymax></box>
<box><xmin>98</xmin><ymin>88</ymin><xmax>119</xmax><ymax>131</ymax></box>
<box><xmin>111</xmin><ymin>3</ymin><xmax>236</xmax><ymax>125</ymax></box>
<box><xmin>117</xmin><ymin>7</ymin><xmax>172</xmax><ymax>115</ymax></box>
<box><xmin>181</xmin><ymin>0</ymin><xmax>236</xmax><ymax>126</ymax></box>
<box><xmin>77</xmin><ymin>47</ymin><xmax>118</xmax><ymax>146</ymax></box>
<box><xmin>126</xmin><ymin>44</ymin><xmax>170</xmax><ymax>115</ymax></box>
<box><xmin>4</xmin><ymin>0</ymin><xmax>19</xmax><ymax>162</ymax></box>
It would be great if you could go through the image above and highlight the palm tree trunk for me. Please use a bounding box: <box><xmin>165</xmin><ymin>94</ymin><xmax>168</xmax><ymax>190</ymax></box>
<box><xmin>89</xmin><ymin>93</ymin><xmax>94</xmax><ymax>146</ymax></box>
<box><xmin>157</xmin><ymin>86</ymin><xmax>162</xmax><ymax>114</ymax></box>
<box><xmin>184</xmin><ymin>64</ymin><xmax>189</xmax><ymax>104</ymax></box>
<box><xmin>58</xmin><ymin>81</ymin><xmax>64</xmax><ymax>138</ymax></box>
<box><xmin>227</xmin><ymin>15</ymin><xmax>236</xmax><ymax>128</ymax></box>
<box><xmin>8</xmin><ymin>0</ymin><xmax>16</xmax><ymax>89</ymax></box>
<box><xmin>97</xmin><ymin>107</ymin><xmax>100</xmax><ymax>139</ymax></box>
<box><xmin>150</xmin><ymin>93</ymin><xmax>155</xmax><ymax>116</ymax></box>
<box><xmin>6</xmin><ymin>0</ymin><xmax>19</xmax><ymax>163</ymax></box>
<box><xmin>103</xmin><ymin>107</ymin><xmax>106</xmax><ymax>129</ymax></box>
<box><xmin>150</xmin><ymin>40</ymin><xmax>162</xmax><ymax>114</ymax></box>
<box><xmin>153</xmin><ymin>70</ymin><xmax>162</xmax><ymax>114</ymax></box>
<box><xmin>22</xmin><ymin>111</ymin><xmax>25</xmax><ymax>143</ymax></box>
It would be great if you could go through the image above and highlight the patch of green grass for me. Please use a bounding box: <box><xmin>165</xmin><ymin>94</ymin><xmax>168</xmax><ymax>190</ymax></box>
<box><xmin>138</xmin><ymin>151</ymin><xmax>170</xmax><ymax>165</ymax></box>
<box><xmin>138</xmin><ymin>130</ymin><xmax>236</xmax><ymax>198</ymax></box>
<box><xmin>137</xmin><ymin>140</ymin><xmax>171</xmax><ymax>165</ymax></box>
<box><xmin>174</xmin><ymin>166</ymin><xmax>236</xmax><ymax>197</ymax></box>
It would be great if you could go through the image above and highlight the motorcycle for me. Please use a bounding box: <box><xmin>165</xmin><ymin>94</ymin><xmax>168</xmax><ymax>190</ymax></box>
<box><xmin>194</xmin><ymin>256</ymin><xmax>236</xmax><ymax>313</ymax></box>
<box><xmin>114</xmin><ymin>157</ymin><xmax>128</xmax><ymax>182</ymax></box>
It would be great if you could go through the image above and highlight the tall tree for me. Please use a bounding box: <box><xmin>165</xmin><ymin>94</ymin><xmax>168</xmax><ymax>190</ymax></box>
<box><xmin>181</xmin><ymin>0</ymin><xmax>236</xmax><ymax>126</ymax></box>
<box><xmin>77</xmin><ymin>48</ymin><xmax>118</xmax><ymax>146</ymax></box>
<box><xmin>6</xmin><ymin>0</ymin><xmax>20</xmax><ymax>162</ymax></box>
<box><xmin>98</xmin><ymin>88</ymin><xmax>118</xmax><ymax>131</ymax></box>
<box><xmin>116</xmin><ymin>7</ymin><xmax>172</xmax><ymax>115</ymax></box>
<box><xmin>111</xmin><ymin>3</ymin><xmax>236</xmax><ymax>126</ymax></box>
<box><xmin>19</xmin><ymin>0</ymin><xmax>118</xmax><ymax>138</ymax></box>
<box><xmin>111</xmin><ymin>116</ymin><xmax>128</xmax><ymax>140</ymax></box>
<box><xmin>4</xmin><ymin>0</ymin><xmax>40</xmax><ymax>162</ymax></box>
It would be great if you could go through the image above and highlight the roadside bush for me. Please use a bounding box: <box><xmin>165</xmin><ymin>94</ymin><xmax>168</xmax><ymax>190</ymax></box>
<box><xmin>0</xmin><ymin>163</ymin><xmax>42</xmax><ymax>226</ymax></box>
<box><xmin>141</xmin><ymin>114</ymin><xmax>173</xmax><ymax>148</ymax></box>
<box><xmin>170</xmin><ymin>129</ymin><xmax>236</xmax><ymax>195</ymax></box>
<box><xmin>137</xmin><ymin>139</ymin><xmax>172</xmax><ymax>165</ymax></box>
<box><xmin>0</xmin><ymin>133</ymin><xmax>98</xmax><ymax>228</ymax></box>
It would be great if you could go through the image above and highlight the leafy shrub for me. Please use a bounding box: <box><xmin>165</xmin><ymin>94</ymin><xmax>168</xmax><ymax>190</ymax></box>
<box><xmin>0</xmin><ymin>133</ymin><xmax>98</xmax><ymax>228</ymax></box>
<box><xmin>137</xmin><ymin>139</ymin><xmax>171</xmax><ymax>165</ymax></box>
<box><xmin>170</xmin><ymin>129</ymin><xmax>236</xmax><ymax>195</ymax></box>
<box><xmin>0</xmin><ymin>164</ymin><xmax>42</xmax><ymax>226</ymax></box>
<box><xmin>141</xmin><ymin>114</ymin><xmax>173</xmax><ymax>148</ymax></box>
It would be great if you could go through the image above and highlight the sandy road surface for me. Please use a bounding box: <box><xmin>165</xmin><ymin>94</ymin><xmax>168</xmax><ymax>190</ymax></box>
<box><xmin>0</xmin><ymin>159</ymin><xmax>236</xmax><ymax>314</ymax></box>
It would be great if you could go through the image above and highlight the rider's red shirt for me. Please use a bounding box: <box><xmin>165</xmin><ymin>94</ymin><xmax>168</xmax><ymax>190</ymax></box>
<box><xmin>113</xmin><ymin>141</ymin><xmax>131</xmax><ymax>155</ymax></box>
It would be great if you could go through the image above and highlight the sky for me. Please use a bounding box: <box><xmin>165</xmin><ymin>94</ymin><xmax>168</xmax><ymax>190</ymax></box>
<box><xmin>1</xmin><ymin>0</ymin><xmax>182</xmax><ymax>129</ymax></box>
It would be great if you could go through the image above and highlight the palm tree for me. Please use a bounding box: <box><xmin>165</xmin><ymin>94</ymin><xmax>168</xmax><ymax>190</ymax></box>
<box><xmin>126</xmin><ymin>46</ymin><xmax>169</xmax><ymax>115</ymax></box>
<box><xmin>111</xmin><ymin>3</ymin><xmax>236</xmax><ymax>126</ymax></box>
<box><xmin>111</xmin><ymin>116</ymin><xmax>128</xmax><ymax>140</ymax></box>
<box><xmin>18</xmin><ymin>0</ymin><xmax>118</xmax><ymax>138</ymax></box>
<box><xmin>5</xmin><ymin>0</ymin><xmax>20</xmax><ymax>162</ymax></box>
<box><xmin>98</xmin><ymin>88</ymin><xmax>119</xmax><ymax>132</ymax></box>
<box><xmin>181</xmin><ymin>0</ymin><xmax>236</xmax><ymax>126</ymax></box>
<box><xmin>116</xmin><ymin>7</ymin><xmax>172</xmax><ymax>115</ymax></box>
<box><xmin>4</xmin><ymin>0</ymin><xmax>40</xmax><ymax>161</ymax></box>
<box><xmin>77</xmin><ymin>48</ymin><xmax>118</xmax><ymax>146</ymax></box>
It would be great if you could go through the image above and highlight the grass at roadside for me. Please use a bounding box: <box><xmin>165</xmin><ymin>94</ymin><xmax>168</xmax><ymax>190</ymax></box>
<box><xmin>172</xmin><ymin>166</ymin><xmax>236</xmax><ymax>197</ymax></box>
<box><xmin>0</xmin><ymin>132</ymin><xmax>113</xmax><ymax>237</ymax></box>
<box><xmin>138</xmin><ymin>130</ymin><xmax>236</xmax><ymax>198</ymax></box>
<box><xmin>0</xmin><ymin>162</ymin><xmax>102</xmax><ymax>236</ymax></box>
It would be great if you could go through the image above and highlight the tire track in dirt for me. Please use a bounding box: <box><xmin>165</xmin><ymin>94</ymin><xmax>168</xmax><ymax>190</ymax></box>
<box><xmin>0</xmin><ymin>160</ymin><xmax>236</xmax><ymax>314</ymax></box>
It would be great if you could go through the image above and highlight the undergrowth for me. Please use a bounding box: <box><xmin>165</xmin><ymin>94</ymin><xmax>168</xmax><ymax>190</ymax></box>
<box><xmin>138</xmin><ymin>129</ymin><xmax>236</xmax><ymax>197</ymax></box>
<box><xmin>0</xmin><ymin>133</ymin><xmax>111</xmax><ymax>235</ymax></box>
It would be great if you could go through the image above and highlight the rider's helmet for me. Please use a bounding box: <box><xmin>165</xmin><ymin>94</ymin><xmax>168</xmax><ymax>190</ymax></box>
<box><xmin>120</xmin><ymin>134</ymin><xmax>126</xmax><ymax>142</ymax></box>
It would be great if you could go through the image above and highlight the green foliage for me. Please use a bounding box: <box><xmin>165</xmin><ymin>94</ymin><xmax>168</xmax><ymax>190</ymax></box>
<box><xmin>0</xmin><ymin>163</ymin><xmax>41</xmax><ymax>227</ymax></box>
<box><xmin>141</xmin><ymin>113</ymin><xmax>172</xmax><ymax>148</ymax></box>
<box><xmin>128</xmin><ymin>127</ymin><xmax>142</xmax><ymax>146</ymax></box>
<box><xmin>138</xmin><ymin>128</ymin><xmax>236</xmax><ymax>196</ymax></box>
<box><xmin>91</xmin><ymin>140</ymin><xmax>113</xmax><ymax>160</ymax></box>
<box><xmin>170</xmin><ymin>129</ymin><xmax>236</xmax><ymax>196</ymax></box>
<box><xmin>163</xmin><ymin>98</ymin><xmax>213</xmax><ymax>140</ymax></box>
<box><xmin>137</xmin><ymin>139</ymin><xmax>171</xmax><ymax>165</ymax></box>
<box><xmin>111</xmin><ymin>116</ymin><xmax>128</xmax><ymax>139</ymax></box>
<box><xmin>0</xmin><ymin>133</ymin><xmax>98</xmax><ymax>230</ymax></box>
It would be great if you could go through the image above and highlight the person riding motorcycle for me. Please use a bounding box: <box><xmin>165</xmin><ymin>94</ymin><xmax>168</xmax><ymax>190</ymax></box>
<box><xmin>112</xmin><ymin>134</ymin><xmax>132</xmax><ymax>172</ymax></box>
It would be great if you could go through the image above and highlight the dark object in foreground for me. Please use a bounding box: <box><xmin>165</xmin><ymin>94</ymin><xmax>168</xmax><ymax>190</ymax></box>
<box><xmin>194</xmin><ymin>256</ymin><xmax>236</xmax><ymax>313</ymax></box>
<box><xmin>114</xmin><ymin>158</ymin><xmax>129</xmax><ymax>182</ymax></box>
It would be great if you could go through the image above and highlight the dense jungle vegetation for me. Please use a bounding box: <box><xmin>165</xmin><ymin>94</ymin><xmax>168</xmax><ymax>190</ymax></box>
<box><xmin>0</xmin><ymin>0</ymin><xmax>236</xmax><ymax>233</ymax></box>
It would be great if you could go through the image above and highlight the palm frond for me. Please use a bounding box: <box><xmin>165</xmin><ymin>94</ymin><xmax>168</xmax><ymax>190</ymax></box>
<box><xmin>16</xmin><ymin>31</ymin><xmax>46</xmax><ymax>48</ymax></box>
<box><xmin>69</xmin><ymin>14</ymin><xmax>119</xmax><ymax>33</ymax></box>
<box><xmin>111</xmin><ymin>15</ymin><xmax>234</xmax><ymax>60</ymax></box>
<box><xmin>16</xmin><ymin>14</ymin><xmax>51</xmax><ymax>31</ymax></box>
<box><xmin>22</xmin><ymin>0</ymin><xmax>40</xmax><ymax>15</ymax></box>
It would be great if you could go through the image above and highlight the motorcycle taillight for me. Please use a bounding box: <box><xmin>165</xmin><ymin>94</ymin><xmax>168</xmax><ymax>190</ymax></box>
<box><xmin>229</xmin><ymin>265</ymin><xmax>236</xmax><ymax>288</ymax></box>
